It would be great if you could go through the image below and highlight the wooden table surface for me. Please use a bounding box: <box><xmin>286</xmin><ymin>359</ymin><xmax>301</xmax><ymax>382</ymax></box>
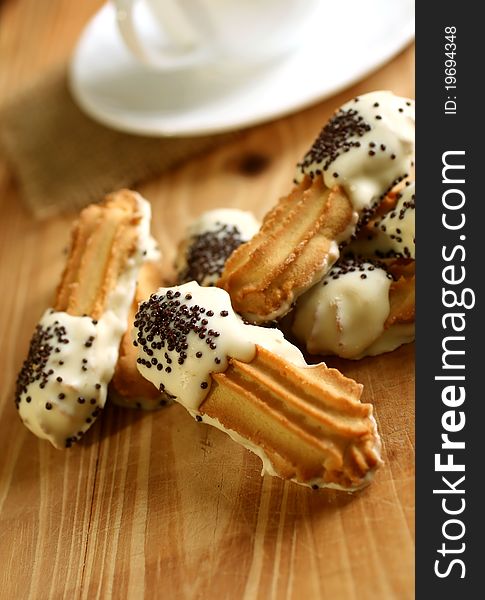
<box><xmin>0</xmin><ymin>2</ymin><xmax>415</xmax><ymax>598</ymax></box>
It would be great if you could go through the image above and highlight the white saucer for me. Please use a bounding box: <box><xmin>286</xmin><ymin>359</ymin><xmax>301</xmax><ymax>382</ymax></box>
<box><xmin>69</xmin><ymin>1</ymin><xmax>414</xmax><ymax>137</ymax></box>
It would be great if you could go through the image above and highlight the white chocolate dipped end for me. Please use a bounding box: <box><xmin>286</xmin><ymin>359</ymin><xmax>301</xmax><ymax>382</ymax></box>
<box><xmin>291</xmin><ymin>259</ymin><xmax>414</xmax><ymax>359</ymax></box>
<box><xmin>134</xmin><ymin>282</ymin><xmax>382</xmax><ymax>491</ymax></box>
<box><xmin>15</xmin><ymin>192</ymin><xmax>158</xmax><ymax>448</ymax></box>
<box><xmin>134</xmin><ymin>281</ymin><xmax>305</xmax><ymax>412</ymax></box>
<box><xmin>176</xmin><ymin>208</ymin><xmax>260</xmax><ymax>286</ymax></box>
<box><xmin>296</xmin><ymin>91</ymin><xmax>415</xmax><ymax>215</ymax></box>
<box><xmin>347</xmin><ymin>182</ymin><xmax>415</xmax><ymax>260</ymax></box>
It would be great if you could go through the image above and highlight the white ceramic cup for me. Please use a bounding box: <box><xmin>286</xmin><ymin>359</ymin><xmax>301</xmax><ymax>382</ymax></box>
<box><xmin>113</xmin><ymin>0</ymin><xmax>320</xmax><ymax>70</ymax></box>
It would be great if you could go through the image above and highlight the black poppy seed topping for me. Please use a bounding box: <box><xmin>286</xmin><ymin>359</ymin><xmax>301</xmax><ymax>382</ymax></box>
<box><xmin>355</xmin><ymin>190</ymin><xmax>415</xmax><ymax>258</ymax></box>
<box><xmin>135</xmin><ymin>291</ymin><xmax>225</xmax><ymax>389</ymax></box>
<box><xmin>378</xmin><ymin>174</ymin><xmax>408</xmax><ymax>202</ymax></box>
<box><xmin>297</xmin><ymin>108</ymin><xmax>372</xmax><ymax>174</ymax></box>
<box><xmin>14</xmin><ymin>320</ymin><xmax>73</xmax><ymax>405</ymax></box>
<box><xmin>345</xmin><ymin>197</ymin><xmax>383</xmax><ymax>245</ymax></box>
<box><xmin>179</xmin><ymin>223</ymin><xmax>246</xmax><ymax>285</ymax></box>
<box><xmin>324</xmin><ymin>258</ymin><xmax>395</xmax><ymax>283</ymax></box>
<box><xmin>196</xmin><ymin>415</ymin><xmax>203</xmax><ymax>422</ymax></box>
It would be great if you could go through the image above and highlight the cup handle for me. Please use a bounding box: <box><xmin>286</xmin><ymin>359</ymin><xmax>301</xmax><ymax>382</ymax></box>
<box><xmin>113</xmin><ymin>0</ymin><xmax>205</xmax><ymax>70</ymax></box>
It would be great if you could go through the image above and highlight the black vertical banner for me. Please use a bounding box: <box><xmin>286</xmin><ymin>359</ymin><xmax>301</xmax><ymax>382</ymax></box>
<box><xmin>417</xmin><ymin>2</ymin><xmax>484</xmax><ymax>597</ymax></box>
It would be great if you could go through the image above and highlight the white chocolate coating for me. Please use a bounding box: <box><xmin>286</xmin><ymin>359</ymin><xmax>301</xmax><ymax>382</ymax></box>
<box><xmin>18</xmin><ymin>310</ymin><xmax>124</xmax><ymax>447</ymax></box>
<box><xmin>347</xmin><ymin>182</ymin><xmax>415</xmax><ymax>259</ymax></box>
<box><xmin>134</xmin><ymin>281</ymin><xmax>305</xmax><ymax>412</ymax></box>
<box><xmin>291</xmin><ymin>260</ymin><xmax>412</xmax><ymax>359</ymax></box>
<box><xmin>176</xmin><ymin>208</ymin><xmax>260</xmax><ymax>286</ymax></box>
<box><xmin>296</xmin><ymin>91</ymin><xmax>415</xmax><ymax>213</ymax></box>
<box><xmin>16</xmin><ymin>195</ymin><xmax>159</xmax><ymax>448</ymax></box>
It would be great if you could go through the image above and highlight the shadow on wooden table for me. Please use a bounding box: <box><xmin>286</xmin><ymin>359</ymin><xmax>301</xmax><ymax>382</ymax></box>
<box><xmin>1</xmin><ymin>343</ymin><xmax>414</xmax><ymax>600</ymax></box>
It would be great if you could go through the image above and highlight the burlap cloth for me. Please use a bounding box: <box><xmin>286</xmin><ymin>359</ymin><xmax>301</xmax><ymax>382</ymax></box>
<box><xmin>0</xmin><ymin>69</ymin><xmax>236</xmax><ymax>219</ymax></box>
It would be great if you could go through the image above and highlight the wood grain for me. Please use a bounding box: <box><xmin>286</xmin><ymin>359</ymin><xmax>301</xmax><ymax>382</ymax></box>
<box><xmin>0</xmin><ymin>2</ymin><xmax>415</xmax><ymax>598</ymax></box>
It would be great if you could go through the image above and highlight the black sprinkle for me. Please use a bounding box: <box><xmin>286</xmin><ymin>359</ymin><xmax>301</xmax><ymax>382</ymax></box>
<box><xmin>322</xmin><ymin>257</ymin><xmax>395</xmax><ymax>283</ymax></box>
<box><xmin>297</xmin><ymin>107</ymin><xmax>372</xmax><ymax>175</ymax></box>
<box><xmin>179</xmin><ymin>222</ymin><xmax>247</xmax><ymax>285</ymax></box>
